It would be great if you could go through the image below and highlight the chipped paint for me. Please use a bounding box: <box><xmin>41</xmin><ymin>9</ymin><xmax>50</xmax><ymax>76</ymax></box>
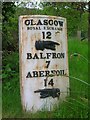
<box><xmin>19</xmin><ymin>15</ymin><xmax>69</xmax><ymax>112</ymax></box>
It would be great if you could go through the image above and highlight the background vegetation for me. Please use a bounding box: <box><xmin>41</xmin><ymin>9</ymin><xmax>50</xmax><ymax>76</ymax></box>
<box><xmin>2</xmin><ymin>2</ymin><xmax>89</xmax><ymax>118</ymax></box>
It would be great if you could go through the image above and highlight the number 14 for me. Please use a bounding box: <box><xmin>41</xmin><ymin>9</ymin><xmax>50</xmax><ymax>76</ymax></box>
<box><xmin>44</xmin><ymin>79</ymin><xmax>54</xmax><ymax>87</ymax></box>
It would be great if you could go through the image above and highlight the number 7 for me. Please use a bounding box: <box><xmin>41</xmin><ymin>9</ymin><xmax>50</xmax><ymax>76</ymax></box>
<box><xmin>46</xmin><ymin>61</ymin><xmax>50</xmax><ymax>68</ymax></box>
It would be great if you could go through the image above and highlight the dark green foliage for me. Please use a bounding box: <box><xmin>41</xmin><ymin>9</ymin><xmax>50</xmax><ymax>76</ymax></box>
<box><xmin>2</xmin><ymin>52</ymin><xmax>19</xmax><ymax>91</ymax></box>
<box><xmin>2</xmin><ymin>2</ymin><xmax>18</xmax><ymax>51</ymax></box>
<box><xmin>39</xmin><ymin>2</ymin><xmax>88</xmax><ymax>37</ymax></box>
<box><xmin>2</xmin><ymin>2</ymin><xmax>16</xmax><ymax>22</ymax></box>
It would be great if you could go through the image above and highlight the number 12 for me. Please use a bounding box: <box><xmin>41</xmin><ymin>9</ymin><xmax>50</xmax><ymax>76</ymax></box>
<box><xmin>42</xmin><ymin>31</ymin><xmax>51</xmax><ymax>39</ymax></box>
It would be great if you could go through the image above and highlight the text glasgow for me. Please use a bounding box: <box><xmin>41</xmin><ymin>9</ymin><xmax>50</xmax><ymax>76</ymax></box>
<box><xmin>25</xmin><ymin>19</ymin><xmax>63</xmax><ymax>27</ymax></box>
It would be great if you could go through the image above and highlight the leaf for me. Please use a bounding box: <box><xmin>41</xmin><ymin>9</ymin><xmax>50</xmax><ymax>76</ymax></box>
<box><xmin>1</xmin><ymin>73</ymin><xmax>8</xmax><ymax>79</ymax></box>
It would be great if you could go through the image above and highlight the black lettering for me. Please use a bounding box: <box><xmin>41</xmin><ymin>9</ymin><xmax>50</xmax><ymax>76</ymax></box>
<box><xmin>52</xmin><ymin>27</ymin><xmax>54</xmax><ymax>30</ymax></box>
<box><xmin>57</xmin><ymin>53</ymin><xmax>65</xmax><ymax>58</ymax></box>
<box><xmin>27</xmin><ymin>53</ymin><xmax>32</xmax><ymax>59</ymax></box>
<box><xmin>25</xmin><ymin>19</ymin><xmax>63</xmax><ymax>27</ymax></box>
<box><xmin>45</xmin><ymin>70</ymin><xmax>50</xmax><ymax>77</ymax></box>
<box><xmin>44</xmin><ymin>79</ymin><xmax>47</xmax><ymax>87</ymax></box>
<box><xmin>49</xmin><ymin>20</ymin><xmax>53</xmax><ymax>25</ymax></box>
<box><xmin>37</xmin><ymin>19</ymin><xmax>43</xmax><ymax>25</ymax></box>
<box><xmin>27</xmin><ymin>52</ymin><xmax>65</xmax><ymax>60</ymax></box>
<box><xmin>31</xmin><ymin>19</ymin><xmax>36</xmax><ymax>25</ymax></box>
<box><xmin>48</xmin><ymin>79</ymin><xmax>54</xmax><ymax>86</ymax></box>
<box><xmin>39</xmin><ymin>71</ymin><xmax>44</xmax><ymax>77</ymax></box>
<box><xmin>44</xmin><ymin>26</ymin><xmax>46</xmax><ymax>30</ymax></box>
<box><xmin>40</xmin><ymin>53</ymin><xmax>46</xmax><ymax>59</ymax></box>
<box><xmin>42</xmin><ymin>31</ymin><xmax>51</xmax><ymax>39</ymax></box>
<box><xmin>46</xmin><ymin>53</ymin><xmax>51</xmax><ymax>59</ymax></box>
<box><xmin>51</xmin><ymin>70</ymin><xmax>56</xmax><ymax>75</ymax></box>
<box><xmin>27</xmin><ymin>27</ymin><xmax>31</xmax><ymax>30</ymax></box>
<box><xmin>26</xmin><ymin>72</ymin><xmax>32</xmax><ymax>78</ymax></box>
<box><xmin>43</xmin><ymin>19</ymin><xmax>48</xmax><ymax>25</ymax></box>
<box><xmin>54</xmin><ymin>20</ymin><xmax>58</xmax><ymax>26</ymax></box>
<box><xmin>59</xmin><ymin>21</ymin><xmax>63</xmax><ymax>27</ymax></box>
<box><xmin>32</xmin><ymin>27</ymin><xmax>35</xmax><ymax>30</ymax></box>
<box><xmin>33</xmin><ymin>71</ymin><xmax>38</xmax><ymax>77</ymax></box>
<box><xmin>26</xmin><ymin>70</ymin><xmax>65</xmax><ymax>78</ymax></box>
<box><xmin>58</xmin><ymin>27</ymin><xmax>63</xmax><ymax>31</ymax></box>
<box><xmin>33</xmin><ymin>53</ymin><xmax>39</xmax><ymax>59</ymax></box>
<box><xmin>36</xmin><ymin>27</ymin><xmax>38</xmax><ymax>30</ymax></box>
<box><xmin>25</xmin><ymin>20</ymin><xmax>30</xmax><ymax>26</ymax></box>
<box><xmin>62</xmin><ymin>70</ymin><xmax>65</xmax><ymax>75</ymax></box>
<box><xmin>47</xmin><ymin>27</ymin><xmax>50</xmax><ymax>30</ymax></box>
<box><xmin>46</xmin><ymin>32</ymin><xmax>51</xmax><ymax>39</ymax></box>
<box><xmin>57</xmin><ymin>70</ymin><xmax>65</xmax><ymax>76</ymax></box>
<box><xmin>52</xmin><ymin>53</ymin><xmax>57</xmax><ymax>59</ymax></box>
<box><xmin>46</xmin><ymin>61</ymin><xmax>50</xmax><ymax>68</ymax></box>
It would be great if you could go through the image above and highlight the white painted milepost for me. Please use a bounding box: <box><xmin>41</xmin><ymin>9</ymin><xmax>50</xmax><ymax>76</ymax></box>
<box><xmin>19</xmin><ymin>15</ymin><xmax>69</xmax><ymax>112</ymax></box>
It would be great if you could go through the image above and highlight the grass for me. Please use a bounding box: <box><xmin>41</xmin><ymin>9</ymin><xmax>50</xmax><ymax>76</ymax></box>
<box><xmin>2</xmin><ymin>38</ymin><xmax>88</xmax><ymax>118</ymax></box>
<box><xmin>0</xmin><ymin>84</ymin><xmax>2</xmax><ymax>120</ymax></box>
<box><xmin>68</xmin><ymin>38</ymin><xmax>88</xmax><ymax>98</ymax></box>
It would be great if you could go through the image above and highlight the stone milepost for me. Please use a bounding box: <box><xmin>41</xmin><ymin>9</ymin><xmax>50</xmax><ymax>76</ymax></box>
<box><xmin>19</xmin><ymin>15</ymin><xmax>69</xmax><ymax>112</ymax></box>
